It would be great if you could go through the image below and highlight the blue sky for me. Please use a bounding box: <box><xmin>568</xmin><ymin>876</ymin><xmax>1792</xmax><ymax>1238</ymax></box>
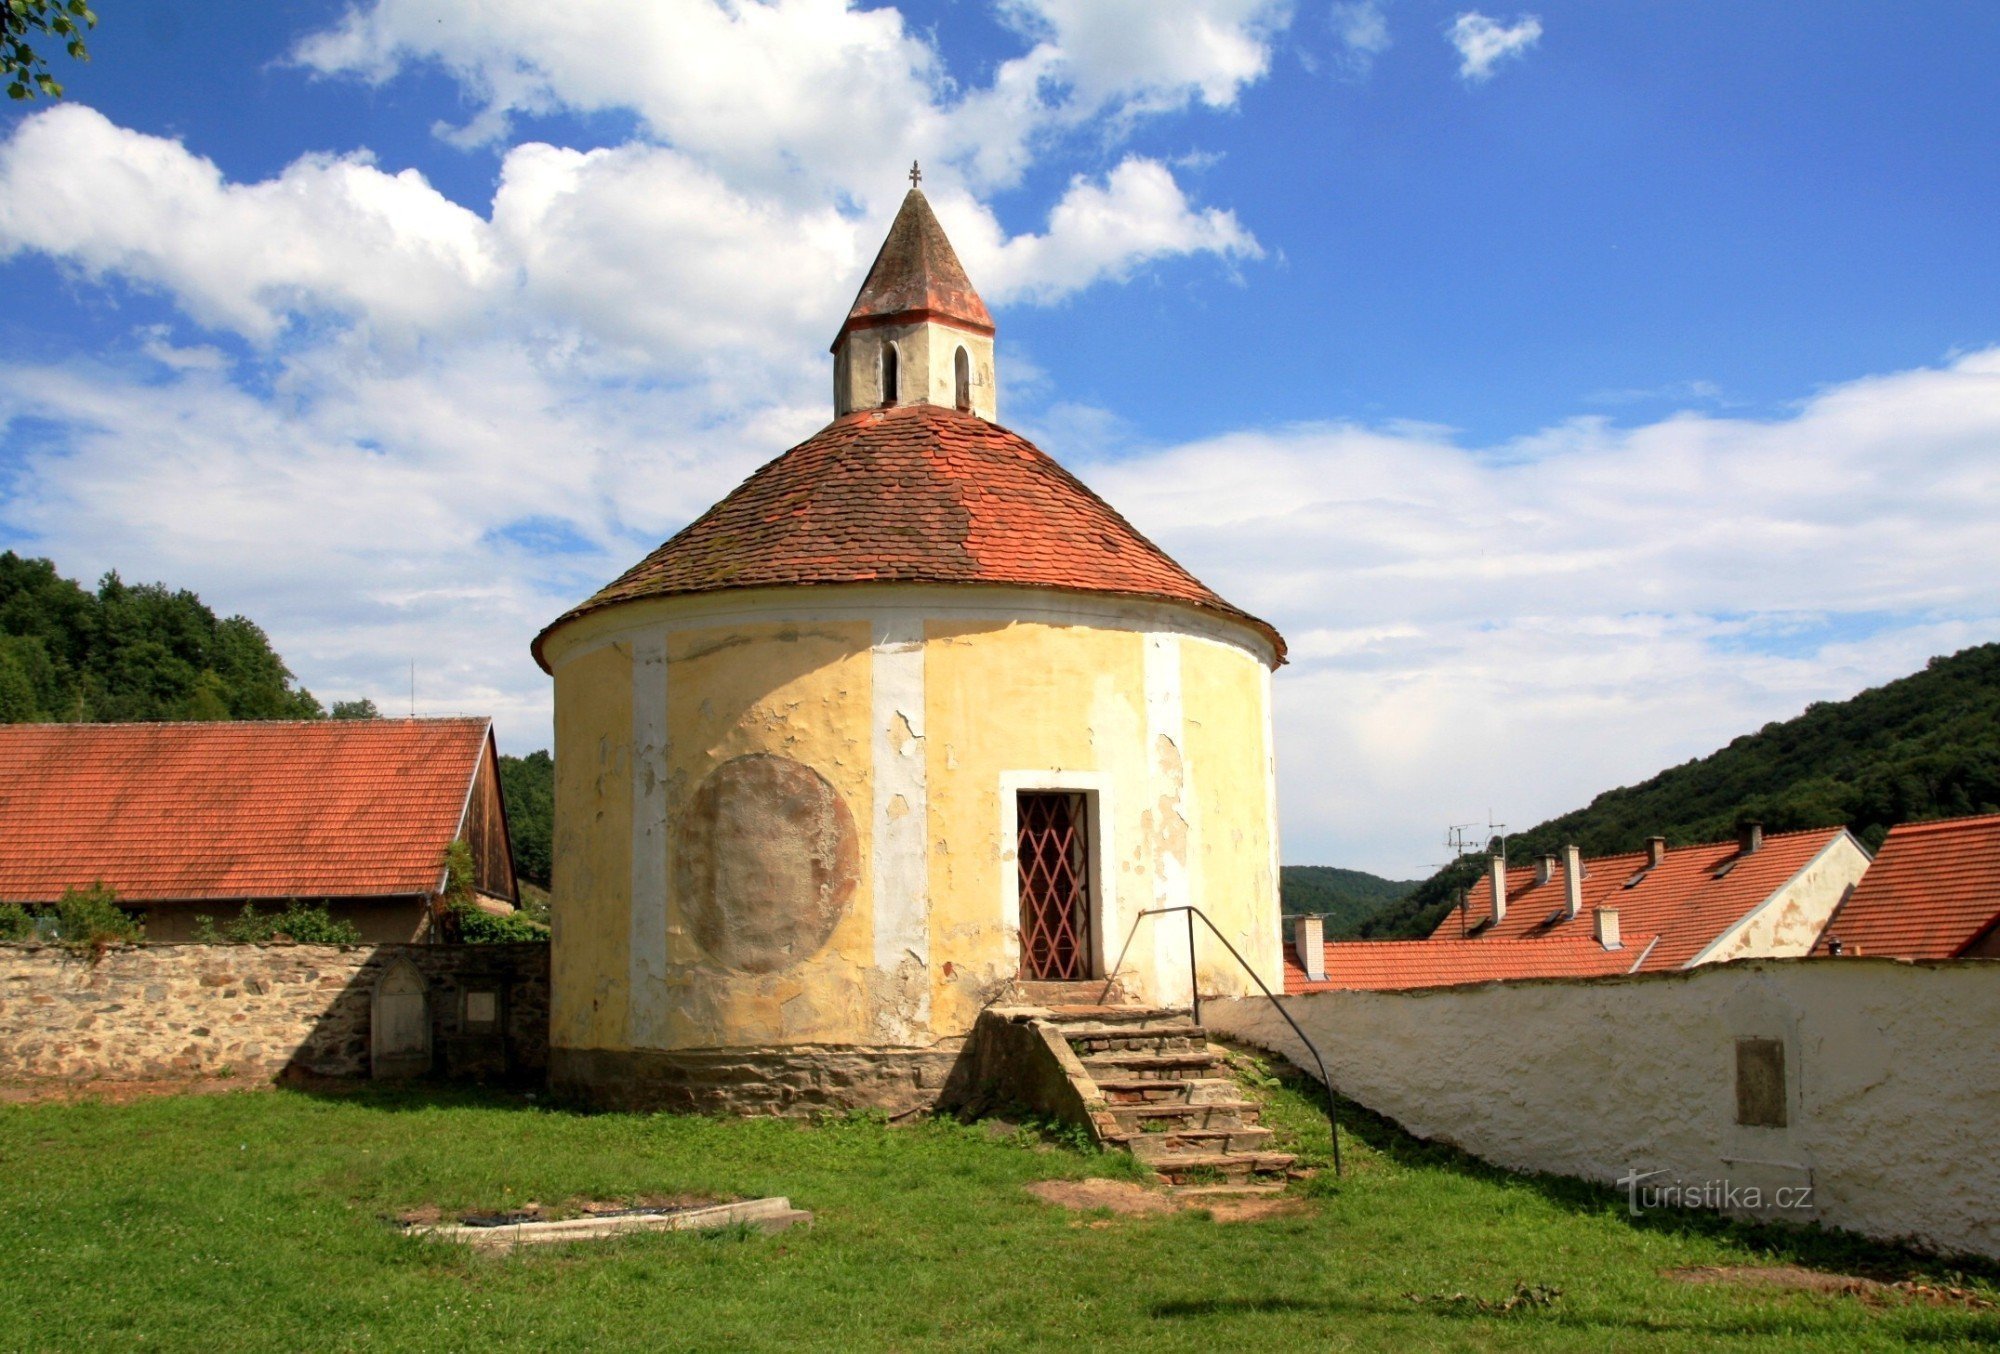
<box><xmin>3</xmin><ymin>1</ymin><xmax>1997</xmax><ymax>874</ymax></box>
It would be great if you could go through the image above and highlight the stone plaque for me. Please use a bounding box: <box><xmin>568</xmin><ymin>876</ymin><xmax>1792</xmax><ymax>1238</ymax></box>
<box><xmin>1735</xmin><ymin>1037</ymin><xmax>1787</xmax><ymax>1128</ymax></box>
<box><xmin>464</xmin><ymin>990</ymin><xmax>499</xmax><ymax>1030</ymax></box>
<box><xmin>675</xmin><ymin>753</ymin><xmax>859</xmax><ymax>974</ymax></box>
<box><xmin>371</xmin><ymin>958</ymin><xmax>432</xmax><ymax>1079</ymax></box>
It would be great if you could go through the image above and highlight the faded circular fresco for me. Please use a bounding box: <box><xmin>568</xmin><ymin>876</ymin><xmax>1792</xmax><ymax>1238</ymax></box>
<box><xmin>675</xmin><ymin>753</ymin><xmax>860</xmax><ymax>974</ymax></box>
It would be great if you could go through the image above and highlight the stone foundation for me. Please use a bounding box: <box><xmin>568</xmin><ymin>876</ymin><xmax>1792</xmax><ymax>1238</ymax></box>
<box><xmin>550</xmin><ymin>1041</ymin><xmax>966</xmax><ymax>1116</ymax></box>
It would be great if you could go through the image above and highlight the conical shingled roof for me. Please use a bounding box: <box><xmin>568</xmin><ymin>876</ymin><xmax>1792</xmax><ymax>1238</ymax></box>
<box><xmin>533</xmin><ymin>404</ymin><xmax>1284</xmax><ymax>668</ymax></box>
<box><xmin>835</xmin><ymin>188</ymin><xmax>994</xmax><ymax>344</ymax></box>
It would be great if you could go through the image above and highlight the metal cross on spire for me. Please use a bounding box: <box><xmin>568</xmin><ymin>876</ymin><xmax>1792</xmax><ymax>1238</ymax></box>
<box><xmin>908</xmin><ymin>160</ymin><xmax>922</xmax><ymax>189</ymax></box>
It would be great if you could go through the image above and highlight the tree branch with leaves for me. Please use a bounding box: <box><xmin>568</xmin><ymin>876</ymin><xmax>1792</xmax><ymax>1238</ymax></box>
<box><xmin>6</xmin><ymin>0</ymin><xmax>96</xmax><ymax>101</ymax></box>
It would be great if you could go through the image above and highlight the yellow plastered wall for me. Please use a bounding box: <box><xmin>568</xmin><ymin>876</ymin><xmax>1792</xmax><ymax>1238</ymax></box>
<box><xmin>547</xmin><ymin>592</ymin><xmax>1281</xmax><ymax>1055</ymax></box>
<box><xmin>1179</xmin><ymin>637</ymin><xmax>1282</xmax><ymax>995</ymax></box>
<box><xmin>657</xmin><ymin>621</ymin><xmax>875</xmax><ymax>1048</ymax></box>
<box><xmin>549</xmin><ymin>640</ymin><xmax>633</xmax><ymax>1050</ymax></box>
<box><xmin>923</xmin><ymin>618</ymin><xmax>1150</xmax><ymax>1031</ymax></box>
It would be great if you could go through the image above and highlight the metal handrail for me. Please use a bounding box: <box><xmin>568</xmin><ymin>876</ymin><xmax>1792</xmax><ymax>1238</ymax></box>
<box><xmin>1098</xmin><ymin>905</ymin><xmax>1342</xmax><ymax>1177</ymax></box>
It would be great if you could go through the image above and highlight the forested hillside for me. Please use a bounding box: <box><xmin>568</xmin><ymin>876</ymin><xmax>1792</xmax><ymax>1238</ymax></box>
<box><xmin>1360</xmin><ymin>642</ymin><xmax>2000</xmax><ymax>939</ymax></box>
<box><xmin>1278</xmin><ymin>865</ymin><xmax>1418</xmax><ymax>937</ymax></box>
<box><xmin>0</xmin><ymin>553</ymin><xmax>330</xmax><ymax>722</ymax></box>
<box><xmin>497</xmin><ymin>750</ymin><xmax>553</xmax><ymax>889</ymax></box>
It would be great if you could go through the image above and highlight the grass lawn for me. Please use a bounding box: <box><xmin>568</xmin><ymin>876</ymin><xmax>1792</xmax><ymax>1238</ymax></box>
<box><xmin>2</xmin><ymin>1058</ymin><xmax>1994</xmax><ymax>1352</ymax></box>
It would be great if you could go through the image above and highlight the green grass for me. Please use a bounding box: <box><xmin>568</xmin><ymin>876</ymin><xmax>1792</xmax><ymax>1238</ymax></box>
<box><xmin>1</xmin><ymin>1071</ymin><xmax>1994</xmax><ymax>1352</ymax></box>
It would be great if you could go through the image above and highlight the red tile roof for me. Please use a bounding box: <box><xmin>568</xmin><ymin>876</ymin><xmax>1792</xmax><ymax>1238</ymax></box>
<box><xmin>1433</xmin><ymin>827</ymin><xmax>1854</xmax><ymax>973</ymax></box>
<box><xmin>0</xmin><ymin>720</ymin><xmax>492</xmax><ymax>904</ymax></box>
<box><xmin>837</xmin><ymin>188</ymin><xmax>994</xmax><ymax>340</ymax></box>
<box><xmin>1814</xmin><ymin>813</ymin><xmax>2000</xmax><ymax>959</ymax></box>
<box><xmin>1284</xmin><ymin>934</ymin><xmax>1649</xmax><ymax>993</ymax></box>
<box><xmin>535</xmin><ymin>403</ymin><xmax>1283</xmax><ymax>665</ymax></box>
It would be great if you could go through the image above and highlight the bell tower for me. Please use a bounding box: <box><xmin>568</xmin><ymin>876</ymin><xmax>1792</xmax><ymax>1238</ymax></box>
<box><xmin>832</xmin><ymin>165</ymin><xmax>997</xmax><ymax>421</ymax></box>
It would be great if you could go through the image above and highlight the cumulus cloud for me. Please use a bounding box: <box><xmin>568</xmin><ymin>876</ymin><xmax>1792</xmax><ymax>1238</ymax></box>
<box><xmin>1448</xmin><ymin>11</ymin><xmax>1542</xmax><ymax>82</ymax></box>
<box><xmin>0</xmin><ymin>105</ymin><xmax>500</xmax><ymax>342</ymax></box>
<box><xmin>294</xmin><ymin>0</ymin><xmax>1291</xmax><ymax>198</ymax></box>
<box><xmin>1329</xmin><ymin>1</ymin><xmax>1392</xmax><ymax>76</ymax></box>
<box><xmin>1084</xmin><ymin>349</ymin><xmax>2000</xmax><ymax>872</ymax></box>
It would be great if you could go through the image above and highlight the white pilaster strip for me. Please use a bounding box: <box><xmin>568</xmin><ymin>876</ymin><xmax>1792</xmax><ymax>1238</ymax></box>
<box><xmin>629</xmin><ymin>635</ymin><xmax>669</xmax><ymax>1047</ymax></box>
<box><xmin>1143</xmin><ymin>632</ymin><xmax>1192</xmax><ymax>1007</ymax></box>
<box><xmin>871</xmin><ymin>615</ymin><xmax>930</xmax><ymax>1037</ymax></box>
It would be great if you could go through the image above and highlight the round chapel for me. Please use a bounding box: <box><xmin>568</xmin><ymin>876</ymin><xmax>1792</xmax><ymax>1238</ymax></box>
<box><xmin>535</xmin><ymin>184</ymin><xmax>1287</xmax><ymax>1112</ymax></box>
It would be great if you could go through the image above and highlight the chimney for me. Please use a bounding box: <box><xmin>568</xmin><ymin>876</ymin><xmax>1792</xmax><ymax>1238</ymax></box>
<box><xmin>1563</xmin><ymin>844</ymin><xmax>1584</xmax><ymax>920</ymax></box>
<box><xmin>1646</xmin><ymin>835</ymin><xmax>1666</xmax><ymax>869</ymax></box>
<box><xmin>1487</xmin><ymin>852</ymin><xmax>1508</xmax><ymax>926</ymax></box>
<box><xmin>1593</xmin><ymin>905</ymin><xmax>1622</xmax><ymax>950</ymax></box>
<box><xmin>1293</xmin><ymin>915</ymin><xmax>1326</xmax><ymax>982</ymax></box>
<box><xmin>1536</xmin><ymin>854</ymin><xmax>1557</xmax><ymax>886</ymax></box>
<box><xmin>1738</xmin><ymin>821</ymin><xmax>1764</xmax><ymax>855</ymax></box>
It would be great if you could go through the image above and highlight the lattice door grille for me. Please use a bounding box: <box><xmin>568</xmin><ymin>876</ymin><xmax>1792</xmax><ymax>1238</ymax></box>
<box><xmin>1017</xmin><ymin>791</ymin><xmax>1091</xmax><ymax>981</ymax></box>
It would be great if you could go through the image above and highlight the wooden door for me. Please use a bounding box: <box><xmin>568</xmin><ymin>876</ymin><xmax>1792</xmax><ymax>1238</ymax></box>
<box><xmin>1017</xmin><ymin>791</ymin><xmax>1092</xmax><ymax>980</ymax></box>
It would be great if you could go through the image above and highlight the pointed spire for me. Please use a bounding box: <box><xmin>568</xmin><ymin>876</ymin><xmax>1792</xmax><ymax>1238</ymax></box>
<box><xmin>837</xmin><ymin>187</ymin><xmax>993</xmax><ymax>342</ymax></box>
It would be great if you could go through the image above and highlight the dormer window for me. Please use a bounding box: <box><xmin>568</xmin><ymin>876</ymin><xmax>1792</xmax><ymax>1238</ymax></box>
<box><xmin>882</xmin><ymin>344</ymin><xmax>899</xmax><ymax>405</ymax></box>
<box><xmin>954</xmin><ymin>346</ymin><xmax>970</xmax><ymax>412</ymax></box>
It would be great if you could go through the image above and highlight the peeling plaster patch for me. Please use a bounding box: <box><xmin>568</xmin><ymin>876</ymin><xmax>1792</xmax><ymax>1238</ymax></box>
<box><xmin>675</xmin><ymin>754</ymin><xmax>859</xmax><ymax>975</ymax></box>
<box><xmin>871</xmin><ymin>616</ymin><xmax>931</xmax><ymax>1041</ymax></box>
<box><xmin>629</xmin><ymin>635</ymin><xmax>669</xmax><ymax>1047</ymax></box>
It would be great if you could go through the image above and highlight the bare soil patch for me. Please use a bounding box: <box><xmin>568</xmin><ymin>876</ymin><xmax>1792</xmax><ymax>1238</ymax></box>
<box><xmin>0</xmin><ymin>1077</ymin><xmax>270</xmax><ymax>1106</ymax></box>
<box><xmin>1667</xmin><ymin>1265</ymin><xmax>1996</xmax><ymax>1310</ymax></box>
<box><xmin>1025</xmin><ymin>1179</ymin><xmax>1306</xmax><ymax>1224</ymax></box>
<box><xmin>1026</xmin><ymin>1179</ymin><xmax>1176</xmax><ymax>1216</ymax></box>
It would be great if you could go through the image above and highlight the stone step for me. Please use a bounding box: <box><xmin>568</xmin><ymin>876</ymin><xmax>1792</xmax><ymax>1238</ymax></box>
<box><xmin>1149</xmin><ymin>1151</ymin><xmax>1297</xmax><ymax>1187</ymax></box>
<box><xmin>1010</xmin><ymin>980</ymin><xmax>1131</xmax><ymax>1007</ymax></box>
<box><xmin>1062</xmin><ymin>1027</ymin><xmax>1208</xmax><ymax>1057</ymax></box>
<box><xmin>1080</xmin><ymin>1050</ymin><xmax>1217</xmax><ymax>1080</ymax></box>
<box><xmin>1090</xmin><ymin>1075</ymin><xmax>1240</xmax><ymax>1106</ymax></box>
<box><xmin>1168</xmin><ymin>1182</ymin><xmax>1289</xmax><ymax>1202</ymax></box>
<box><xmin>1106</xmin><ymin>1099</ymin><xmax>1262</xmax><ymax>1132</ymax></box>
<box><xmin>1040</xmin><ymin>1004</ymin><xmax>1188</xmax><ymax>1027</ymax></box>
<box><xmin>1116</xmin><ymin>1127</ymin><xmax>1277</xmax><ymax>1162</ymax></box>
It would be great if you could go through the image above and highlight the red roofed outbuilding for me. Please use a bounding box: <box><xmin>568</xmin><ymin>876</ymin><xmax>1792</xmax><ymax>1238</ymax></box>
<box><xmin>1814</xmin><ymin>813</ymin><xmax>2000</xmax><ymax>959</ymax></box>
<box><xmin>535</xmin><ymin>181</ymin><xmax>1286</xmax><ymax>1113</ymax></box>
<box><xmin>1284</xmin><ymin>825</ymin><xmax>1870</xmax><ymax>993</ymax></box>
<box><xmin>0</xmin><ymin>719</ymin><xmax>518</xmax><ymax>942</ymax></box>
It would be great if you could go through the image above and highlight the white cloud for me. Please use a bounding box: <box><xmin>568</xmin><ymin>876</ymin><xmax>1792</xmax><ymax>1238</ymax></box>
<box><xmin>1084</xmin><ymin>348</ymin><xmax>2000</xmax><ymax>872</ymax></box>
<box><xmin>294</xmin><ymin>0</ymin><xmax>1292</xmax><ymax>199</ymax></box>
<box><xmin>0</xmin><ymin>104</ymin><xmax>500</xmax><ymax>342</ymax></box>
<box><xmin>0</xmin><ymin>104</ymin><xmax>1260</xmax><ymax>382</ymax></box>
<box><xmin>1448</xmin><ymin>11</ymin><xmax>1542</xmax><ymax>82</ymax></box>
<box><xmin>1329</xmin><ymin>1</ymin><xmax>1392</xmax><ymax>76</ymax></box>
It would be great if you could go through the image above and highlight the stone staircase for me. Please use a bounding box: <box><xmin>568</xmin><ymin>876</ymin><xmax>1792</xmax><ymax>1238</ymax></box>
<box><xmin>1033</xmin><ymin>1002</ymin><xmax>1295</xmax><ymax>1191</ymax></box>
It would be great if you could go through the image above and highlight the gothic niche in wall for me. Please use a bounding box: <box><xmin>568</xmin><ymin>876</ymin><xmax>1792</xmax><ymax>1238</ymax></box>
<box><xmin>675</xmin><ymin>753</ymin><xmax>859</xmax><ymax>974</ymax></box>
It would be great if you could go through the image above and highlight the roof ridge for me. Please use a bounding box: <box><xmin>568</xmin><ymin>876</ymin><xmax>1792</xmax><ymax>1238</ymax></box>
<box><xmin>1887</xmin><ymin>812</ymin><xmax>2000</xmax><ymax>836</ymax></box>
<box><xmin>0</xmin><ymin>716</ymin><xmax>489</xmax><ymax>730</ymax></box>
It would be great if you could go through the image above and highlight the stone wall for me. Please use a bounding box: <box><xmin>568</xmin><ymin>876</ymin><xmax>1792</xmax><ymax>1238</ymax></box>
<box><xmin>0</xmin><ymin>942</ymin><xmax>548</xmax><ymax>1084</ymax></box>
<box><xmin>1206</xmin><ymin>957</ymin><xmax>2000</xmax><ymax>1261</ymax></box>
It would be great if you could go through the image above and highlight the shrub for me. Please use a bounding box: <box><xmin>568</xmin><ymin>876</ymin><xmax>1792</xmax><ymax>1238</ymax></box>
<box><xmin>437</xmin><ymin>839</ymin><xmax>547</xmax><ymax>943</ymax></box>
<box><xmin>0</xmin><ymin>901</ymin><xmax>31</xmax><ymax>942</ymax></box>
<box><xmin>196</xmin><ymin>901</ymin><xmax>361</xmax><ymax>945</ymax></box>
<box><xmin>52</xmin><ymin>882</ymin><xmax>144</xmax><ymax>949</ymax></box>
<box><xmin>451</xmin><ymin>905</ymin><xmax>548</xmax><ymax>944</ymax></box>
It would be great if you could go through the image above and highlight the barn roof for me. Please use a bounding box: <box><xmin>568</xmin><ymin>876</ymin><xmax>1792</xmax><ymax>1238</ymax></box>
<box><xmin>1814</xmin><ymin>813</ymin><xmax>2000</xmax><ymax>959</ymax></box>
<box><xmin>534</xmin><ymin>403</ymin><xmax>1284</xmax><ymax>666</ymax></box>
<box><xmin>0</xmin><ymin>719</ymin><xmax>493</xmax><ymax>904</ymax></box>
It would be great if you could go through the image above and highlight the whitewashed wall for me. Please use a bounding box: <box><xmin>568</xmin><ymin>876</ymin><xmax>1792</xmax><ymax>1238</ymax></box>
<box><xmin>1208</xmin><ymin>958</ymin><xmax>2000</xmax><ymax>1260</ymax></box>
